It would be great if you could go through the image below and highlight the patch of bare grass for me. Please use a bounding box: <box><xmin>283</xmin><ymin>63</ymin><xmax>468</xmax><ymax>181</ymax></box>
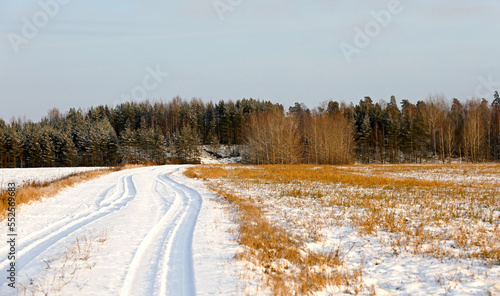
<box><xmin>0</xmin><ymin>167</ymin><xmax>122</xmax><ymax>220</ymax></box>
<box><xmin>186</xmin><ymin>167</ymin><xmax>363</xmax><ymax>295</ymax></box>
<box><xmin>186</xmin><ymin>163</ymin><xmax>500</xmax><ymax>294</ymax></box>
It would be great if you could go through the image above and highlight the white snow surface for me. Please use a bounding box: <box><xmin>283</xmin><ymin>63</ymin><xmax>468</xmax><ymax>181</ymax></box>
<box><xmin>0</xmin><ymin>167</ymin><xmax>106</xmax><ymax>190</ymax></box>
<box><xmin>199</xmin><ymin>145</ymin><xmax>242</xmax><ymax>165</ymax></box>
<box><xmin>208</xmin><ymin>167</ymin><xmax>500</xmax><ymax>296</ymax></box>
<box><xmin>0</xmin><ymin>165</ymin><xmax>243</xmax><ymax>295</ymax></box>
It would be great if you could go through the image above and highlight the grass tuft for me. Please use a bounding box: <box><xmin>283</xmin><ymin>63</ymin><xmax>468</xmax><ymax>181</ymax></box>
<box><xmin>186</xmin><ymin>167</ymin><xmax>363</xmax><ymax>295</ymax></box>
<box><xmin>186</xmin><ymin>163</ymin><xmax>500</xmax><ymax>294</ymax></box>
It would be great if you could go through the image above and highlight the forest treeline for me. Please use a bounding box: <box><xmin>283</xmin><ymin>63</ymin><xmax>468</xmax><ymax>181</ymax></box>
<box><xmin>0</xmin><ymin>92</ymin><xmax>499</xmax><ymax>168</ymax></box>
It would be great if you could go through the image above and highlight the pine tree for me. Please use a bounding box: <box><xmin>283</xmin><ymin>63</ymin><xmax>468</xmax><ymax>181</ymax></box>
<box><xmin>66</xmin><ymin>108</ymin><xmax>86</xmax><ymax>165</ymax></box>
<box><xmin>92</xmin><ymin>119</ymin><xmax>118</xmax><ymax>166</ymax></box>
<box><xmin>493</xmin><ymin>91</ymin><xmax>500</xmax><ymax>106</ymax></box>
<box><xmin>0</xmin><ymin>125</ymin><xmax>7</xmax><ymax>168</ymax></box>
<box><xmin>7</xmin><ymin>123</ymin><xmax>24</xmax><ymax>167</ymax></box>
<box><xmin>137</xmin><ymin>127</ymin><xmax>155</xmax><ymax>163</ymax></box>
<box><xmin>40</xmin><ymin>127</ymin><xmax>55</xmax><ymax>167</ymax></box>
<box><xmin>360</xmin><ymin>114</ymin><xmax>372</xmax><ymax>163</ymax></box>
<box><xmin>203</xmin><ymin>102</ymin><xmax>215</xmax><ymax>144</ymax></box>
<box><xmin>217</xmin><ymin>101</ymin><xmax>230</xmax><ymax>144</ymax></box>
<box><xmin>491</xmin><ymin>92</ymin><xmax>500</xmax><ymax>160</ymax></box>
<box><xmin>415</xmin><ymin>101</ymin><xmax>430</xmax><ymax>162</ymax></box>
<box><xmin>152</xmin><ymin>130</ymin><xmax>167</xmax><ymax>164</ymax></box>
<box><xmin>327</xmin><ymin>101</ymin><xmax>340</xmax><ymax>116</ymax></box>
<box><xmin>173</xmin><ymin>124</ymin><xmax>201</xmax><ymax>163</ymax></box>
<box><xmin>119</xmin><ymin>128</ymin><xmax>137</xmax><ymax>164</ymax></box>
<box><xmin>385</xmin><ymin>98</ymin><xmax>401</xmax><ymax>163</ymax></box>
<box><xmin>61</xmin><ymin>133</ymin><xmax>78</xmax><ymax>166</ymax></box>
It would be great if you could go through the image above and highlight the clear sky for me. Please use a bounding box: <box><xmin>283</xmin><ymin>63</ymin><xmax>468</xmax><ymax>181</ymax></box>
<box><xmin>1</xmin><ymin>0</ymin><xmax>499</xmax><ymax>121</ymax></box>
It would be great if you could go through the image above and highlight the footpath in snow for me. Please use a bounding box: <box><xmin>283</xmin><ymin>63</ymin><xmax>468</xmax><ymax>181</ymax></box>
<box><xmin>0</xmin><ymin>165</ymin><xmax>242</xmax><ymax>296</ymax></box>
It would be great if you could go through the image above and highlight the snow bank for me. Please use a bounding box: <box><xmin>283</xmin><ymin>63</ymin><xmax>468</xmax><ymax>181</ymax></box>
<box><xmin>0</xmin><ymin>167</ymin><xmax>107</xmax><ymax>190</ymax></box>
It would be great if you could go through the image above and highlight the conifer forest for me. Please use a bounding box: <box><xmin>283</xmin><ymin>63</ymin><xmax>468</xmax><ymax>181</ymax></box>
<box><xmin>1</xmin><ymin>92</ymin><xmax>500</xmax><ymax>168</ymax></box>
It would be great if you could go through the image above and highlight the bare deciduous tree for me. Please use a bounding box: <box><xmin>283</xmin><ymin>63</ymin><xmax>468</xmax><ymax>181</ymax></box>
<box><xmin>244</xmin><ymin>109</ymin><xmax>302</xmax><ymax>164</ymax></box>
<box><xmin>463</xmin><ymin>99</ymin><xmax>486</xmax><ymax>163</ymax></box>
<box><xmin>304</xmin><ymin>112</ymin><xmax>354</xmax><ymax>164</ymax></box>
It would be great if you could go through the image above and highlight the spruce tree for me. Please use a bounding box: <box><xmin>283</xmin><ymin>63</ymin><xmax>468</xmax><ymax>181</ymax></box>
<box><xmin>40</xmin><ymin>127</ymin><xmax>55</xmax><ymax>167</ymax></box>
<box><xmin>61</xmin><ymin>132</ymin><xmax>78</xmax><ymax>166</ymax></box>
<box><xmin>119</xmin><ymin>128</ymin><xmax>137</xmax><ymax>164</ymax></box>
<box><xmin>0</xmin><ymin>128</ymin><xmax>7</xmax><ymax>168</ymax></box>
<box><xmin>152</xmin><ymin>129</ymin><xmax>167</xmax><ymax>164</ymax></box>
<box><xmin>7</xmin><ymin>123</ymin><xmax>24</xmax><ymax>167</ymax></box>
<box><xmin>173</xmin><ymin>124</ymin><xmax>201</xmax><ymax>163</ymax></box>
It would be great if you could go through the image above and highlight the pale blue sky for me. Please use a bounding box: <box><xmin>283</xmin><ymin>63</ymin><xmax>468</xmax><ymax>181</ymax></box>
<box><xmin>1</xmin><ymin>0</ymin><xmax>499</xmax><ymax>121</ymax></box>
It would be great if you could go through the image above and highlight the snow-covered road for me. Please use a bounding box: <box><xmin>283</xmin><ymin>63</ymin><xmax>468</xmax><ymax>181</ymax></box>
<box><xmin>0</xmin><ymin>165</ymin><xmax>242</xmax><ymax>295</ymax></box>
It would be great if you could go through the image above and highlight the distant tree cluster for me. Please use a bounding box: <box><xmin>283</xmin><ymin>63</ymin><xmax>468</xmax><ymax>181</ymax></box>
<box><xmin>0</xmin><ymin>92</ymin><xmax>499</xmax><ymax>168</ymax></box>
<box><xmin>348</xmin><ymin>92</ymin><xmax>500</xmax><ymax>163</ymax></box>
<box><xmin>0</xmin><ymin>97</ymin><xmax>278</xmax><ymax>167</ymax></box>
<box><xmin>243</xmin><ymin>104</ymin><xmax>355</xmax><ymax>164</ymax></box>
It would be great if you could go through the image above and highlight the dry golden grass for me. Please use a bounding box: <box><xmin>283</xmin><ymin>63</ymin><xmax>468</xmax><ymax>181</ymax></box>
<box><xmin>186</xmin><ymin>167</ymin><xmax>363</xmax><ymax>295</ymax></box>
<box><xmin>213</xmin><ymin>187</ymin><xmax>362</xmax><ymax>295</ymax></box>
<box><xmin>0</xmin><ymin>167</ymin><xmax>121</xmax><ymax>220</ymax></box>
<box><xmin>187</xmin><ymin>163</ymin><xmax>500</xmax><ymax>271</ymax></box>
<box><xmin>190</xmin><ymin>164</ymin><xmax>462</xmax><ymax>190</ymax></box>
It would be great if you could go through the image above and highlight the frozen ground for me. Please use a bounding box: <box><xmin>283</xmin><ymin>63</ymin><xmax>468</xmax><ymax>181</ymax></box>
<box><xmin>0</xmin><ymin>167</ymin><xmax>106</xmax><ymax>190</ymax></box>
<box><xmin>0</xmin><ymin>166</ymin><xmax>245</xmax><ymax>295</ymax></box>
<box><xmin>199</xmin><ymin>164</ymin><xmax>500</xmax><ymax>296</ymax></box>
<box><xmin>338</xmin><ymin>163</ymin><xmax>500</xmax><ymax>185</ymax></box>
<box><xmin>200</xmin><ymin>145</ymin><xmax>242</xmax><ymax>165</ymax></box>
<box><xmin>2</xmin><ymin>163</ymin><xmax>498</xmax><ymax>295</ymax></box>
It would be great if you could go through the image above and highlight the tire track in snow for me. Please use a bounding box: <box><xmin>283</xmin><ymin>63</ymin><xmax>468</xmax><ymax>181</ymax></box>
<box><xmin>95</xmin><ymin>174</ymin><xmax>128</xmax><ymax>208</ymax></box>
<box><xmin>120</xmin><ymin>172</ymin><xmax>184</xmax><ymax>296</ymax></box>
<box><xmin>160</xmin><ymin>173</ymin><xmax>202</xmax><ymax>296</ymax></box>
<box><xmin>120</xmin><ymin>170</ymin><xmax>201</xmax><ymax>296</ymax></box>
<box><xmin>0</xmin><ymin>172</ymin><xmax>137</xmax><ymax>286</ymax></box>
<box><xmin>0</xmin><ymin>174</ymin><xmax>124</xmax><ymax>258</ymax></box>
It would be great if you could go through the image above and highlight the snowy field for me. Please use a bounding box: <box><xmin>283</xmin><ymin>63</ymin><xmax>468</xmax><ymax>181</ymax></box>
<box><xmin>0</xmin><ymin>167</ymin><xmax>106</xmax><ymax>190</ymax></box>
<box><xmin>1</xmin><ymin>163</ymin><xmax>499</xmax><ymax>295</ymax></box>
<box><xmin>189</xmin><ymin>164</ymin><xmax>500</xmax><ymax>296</ymax></box>
<box><xmin>0</xmin><ymin>166</ymin><xmax>245</xmax><ymax>295</ymax></box>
